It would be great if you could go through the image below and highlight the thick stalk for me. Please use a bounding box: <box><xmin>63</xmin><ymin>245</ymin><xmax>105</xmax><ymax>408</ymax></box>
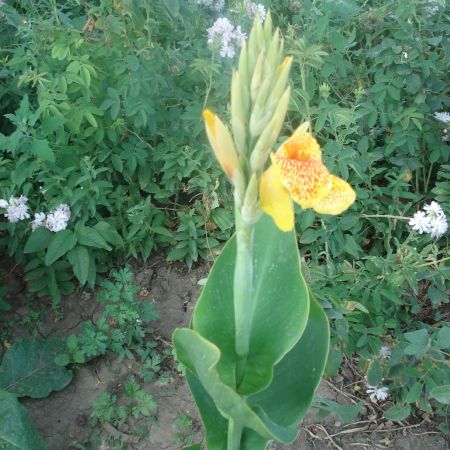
<box><xmin>233</xmin><ymin>208</ymin><xmax>254</xmax><ymax>384</ymax></box>
<box><xmin>227</xmin><ymin>418</ymin><xmax>243</xmax><ymax>450</ymax></box>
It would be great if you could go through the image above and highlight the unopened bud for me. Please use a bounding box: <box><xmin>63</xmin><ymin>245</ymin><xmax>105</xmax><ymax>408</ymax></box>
<box><xmin>250</xmin><ymin>87</ymin><xmax>290</xmax><ymax>172</ymax></box>
<box><xmin>238</xmin><ymin>42</ymin><xmax>249</xmax><ymax>93</ymax></box>
<box><xmin>241</xmin><ymin>174</ymin><xmax>262</xmax><ymax>224</ymax></box>
<box><xmin>250</xmin><ymin>107</ymin><xmax>273</xmax><ymax>138</ymax></box>
<box><xmin>233</xmin><ymin>170</ymin><xmax>246</xmax><ymax>208</ymax></box>
<box><xmin>232</xmin><ymin>116</ymin><xmax>247</xmax><ymax>156</ymax></box>
<box><xmin>266</xmin><ymin>56</ymin><xmax>293</xmax><ymax>109</ymax></box>
<box><xmin>203</xmin><ymin>109</ymin><xmax>242</xmax><ymax>182</ymax></box>
<box><xmin>231</xmin><ymin>71</ymin><xmax>248</xmax><ymax>155</ymax></box>
<box><xmin>265</xmin><ymin>30</ymin><xmax>282</xmax><ymax>77</ymax></box>
<box><xmin>250</xmin><ymin>52</ymin><xmax>265</xmax><ymax>102</ymax></box>
<box><xmin>263</xmin><ymin>11</ymin><xmax>273</xmax><ymax>45</ymax></box>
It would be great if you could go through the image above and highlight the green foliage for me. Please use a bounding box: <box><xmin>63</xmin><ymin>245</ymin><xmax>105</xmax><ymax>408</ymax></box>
<box><xmin>0</xmin><ymin>337</ymin><xmax>72</xmax><ymax>398</ymax></box>
<box><xmin>173</xmin><ymin>413</ymin><xmax>196</xmax><ymax>446</ymax></box>
<box><xmin>0</xmin><ymin>389</ymin><xmax>48</xmax><ymax>450</ymax></box>
<box><xmin>0</xmin><ymin>0</ymin><xmax>233</xmax><ymax>300</ymax></box>
<box><xmin>0</xmin><ymin>0</ymin><xmax>448</xmax><ymax>427</ymax></box>
<box><xmin>173</xmin><ymin>215</ymin><xmax>329</xmax><ymax>449</ymax></box>
<box><xmin>0</xmin><ymin>338</ymin><xmax>72</xmax><ymax>450</ymax></box>
<box><xmin>268</xmin><ymin>0</ymin><xmax>450</xmax><ymax>419</ymax></box>
<box><xmin>55</xmin><ymin>267</ymin><xmax>159</xmax><ymax>365</ymax></box>
<box><xmin>90</xmin><ymin>376</ymin><xmax>157</xmax><ymax>441</ymax></box>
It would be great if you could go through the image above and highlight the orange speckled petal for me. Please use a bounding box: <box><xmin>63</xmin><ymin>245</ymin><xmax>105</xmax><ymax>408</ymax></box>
<box><xmin>272</xmin><ymin>153</ymin><xmax>332</xmax><ymax>209</ymax></box>
<box><xmin>312</xmin><ymin>175</ymin><xmax>356</xmax><ymax>215</ymax></box>
<box><xmin>277</xmin><ymin>124</ymin><xmax>322</xmax><ymax>160</ymax></box>
<box><xmin>259</xmin><ymin>164</ymin><xmax>294</xmax><ymax>232</ymax></box>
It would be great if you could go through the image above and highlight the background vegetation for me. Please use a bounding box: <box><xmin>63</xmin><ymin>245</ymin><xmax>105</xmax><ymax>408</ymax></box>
<box><xmin>0</xmin><ymin>0</ymin><xmax>449</xmax><ymax>442</ymax></box>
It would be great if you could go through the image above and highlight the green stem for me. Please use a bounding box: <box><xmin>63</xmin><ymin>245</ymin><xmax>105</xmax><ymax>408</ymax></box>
<box><xmin>416</xmin><ymin>256</ymin><xmax>450</xmax><ymax>268</ymax></box>
<box><xmin>234</xmin><ymin>209</ymin><xmax>254</xmax><ymax>385</ymax></box>
<box><xmin>362</xmin><ymin>214</ymin><xmax>409</xmax><ymax>220</ymax></box>
<box><xmin>227</xmin><ymin>419</ymin><xmax>243</xmax><ymax>450</ymax></box>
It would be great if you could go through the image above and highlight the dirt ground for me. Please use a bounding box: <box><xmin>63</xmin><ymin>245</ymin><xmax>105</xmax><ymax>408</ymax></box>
<box><xmin>2</xmin><ymin>257</ymin><xmax>448</xmax><ymax>450</ymax></box>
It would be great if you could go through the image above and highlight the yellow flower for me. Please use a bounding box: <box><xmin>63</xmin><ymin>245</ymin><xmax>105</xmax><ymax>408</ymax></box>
<box><xmin>259</xmin><ymin>122</ymin><xmax>356</xmax><ymax>231</ymax></box>
<box><xmin>203</xmin><ymin>109</ymin><xmax>241</xmax><ymax>181</ymax></box>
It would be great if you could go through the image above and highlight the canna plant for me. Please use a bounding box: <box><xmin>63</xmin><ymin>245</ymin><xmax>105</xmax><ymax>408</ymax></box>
<box><xmin>172</xmin><ymin>14</ymin><xmax>355</xmax><ymax>450</ymax></box>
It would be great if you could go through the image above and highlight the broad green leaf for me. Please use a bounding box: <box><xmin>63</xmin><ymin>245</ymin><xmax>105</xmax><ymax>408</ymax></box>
<box><xmin>367</xmin><ymin>360</ymin><xmax>383</xmax><ymax>386</ymax></box>
<box><xmin>248</xmin><ymin>294</ymin><xmax>329</xmax><ymax>427</ymax></box>
<box><xmin>383</xmin><ymin>404</ymin><xmax>411</xmax><ymax>421</ymax></box>
<box><xmin>24</xmin><ymin>227</ymin><xmax>53</xmax><ymax>253</ymax></box>
<box><xmin>44</xmin><ymin>230</ymin><xmax>77</xmax><ymax>266</ymax></box>
<box><xmin>182</xmin><ymin>445</ymin><xmax>202</xmax><ymax>450</ymax></box>
<box><xmin>185</xmin><ymin>372</ymin><xmax>227</xmax><ymax>450</ymax></box>
<box><xmin>430</xmin><ymin>385</ymin><xmax>450</xmax><ymax>405</ymax></box>
<box><xmin>437</xmin><ymin>327</ymin><xmax>450</xmax><ymax>349</ymax></box>
<box><xmin>192</xmin><ymin>214</ymin><xmax>309</xmax><ymax>395</ymax></box>
<box><xmin>312</xmin><ymin>397</ymin><xmax>362</xmax><ymax>423</ymax></box>
<box><xmin>0</xmin><ymin>337</ymin><xmax>72</xmax><ymax>398</ymax></box>
<box><xmin>405</xmin><ymin>382</ymin><xmax>422</xmax><ymax>404</ymax></box>
<box><xmin>67</xmin><ymin>246</ymin><xmax>90</xmax><ymax>285</ymax></box>
<box><xmin>0</xmin><ymin>389</ymin><xmax>48</xmax><ymax>450</ymax></box>
<box><xmin>29</xmin><ymin>139</ymin><xmax>55</xmax><ymax>162</ymax></box>
<box><xmin>173</xmin><ymin>329</ymin><xmax>297</xmax><ymax>444</ymax></box>
<box><xmin>76</xmin><ymin>226</ymin><xmax>112</xmax><ymax>250</ymax></box>
<box><xmin>404</xmin><ymin>329</ymin><xmax>428</xmax><ymax>345</ymax></box>
<box><xmin>93</xmin><ymin>221</ymin><xmax>124</xmax><ymax>246</ymax></box>
<box><xmin>324</xmin><ymin>347</ymin><xmax>343</xmax><ymax>377</ymax></box>
<box><xmin>179</xmin><ymin>295</ymin><xmax>329</xmax><ymax>450</ymax></box>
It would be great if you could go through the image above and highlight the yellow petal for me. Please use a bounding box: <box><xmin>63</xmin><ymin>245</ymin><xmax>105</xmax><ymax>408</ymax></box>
<box><xmin>272</xmin><ymin>152</ymin><xmax>332</xmax><ymax>209</ymax></box>
<box><xmin>259</xmin><ymin>164</ymin><xmax>294</xmax><ymax>232</ymax></box>
<box><xmin>277</xmin><ymin>123</ymin><xmax>322</xmax><ymax>160</ymax></box>
<box><xmin>203</xmin><ymin>109</ymin><xmax>241</xmax><ymax>179</ymax></box>
<box><xmin>312</xmin><ymin>175</ymin><xmax>356</xmax><ymax>215</ymax></box>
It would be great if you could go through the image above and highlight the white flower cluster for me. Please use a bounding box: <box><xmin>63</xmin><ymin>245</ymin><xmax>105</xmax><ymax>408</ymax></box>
<box><xmin>366</xmin><ymin>384</ymin><xmax>389</xmax><ymax>402</ymax></box>
<box><xmin>409</xmin><ymin>201</ymin><xmax>448</xmax><ymax>239</ymax></box>
<box><xmin>0</xmin><ymin>196</ymin><xmax>30</xmax><ymax>223</ymax></box>
<box><xmin>378</xmin><ymin>345</ymin><xmax>391</xmax><ymax>359</ymax></box>
<box><xmin>424</xmin><ymin>0</ymin><xmax>440</xmax><ymax>16</ymax></box>
<box><xmin>197</xmin><ymin>0</ymin><xmax>225</xmax><ymax>12</ymax></box>
<box><xmin>32</xmin><ymin>204</ymin><xmax>71</xmax><ymax>232</ymax></box>
<box><xmin>245</xmin><ymin>1</ymin><xmax>266</xmax><ymax>21</ymax></box>
<box><xmin>434</xmin><ymin>111</ymin><xmax>450</xmax><ymax>123</ymax></box>
<box><xmin>207</xmin><ymin>17</ymin><xmax>247</xmax><ymax>58</ymax></box>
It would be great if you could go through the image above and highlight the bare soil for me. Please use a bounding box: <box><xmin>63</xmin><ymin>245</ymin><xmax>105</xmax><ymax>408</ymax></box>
<box><xmin>2</xmin><ymin>257</ymin><xmax>448</xmax><ymax>450</ymax></box>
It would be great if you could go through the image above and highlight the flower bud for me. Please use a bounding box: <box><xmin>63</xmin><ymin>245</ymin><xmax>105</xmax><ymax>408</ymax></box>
<box><xmin>241</xmin><ymin>174</ymin><xmax>262</xmax><ymax>224</ymax></box>
<box><xmin>250</xmin><ymin>51</ymin><xmax>265</xmax><ymax>102</ymax></box>
<box><xmin>203</xmin><ymin>109</ymin><xmax>242</xmax><ymax>182</ymax></box>
<box><xmin>250</xmin><ymin>87</ymin><xmax>290</xmax><ymax>172</ymax></box>
<box><xmin>266</xmin><ymin>56</ymin><xmax>293</xmax><ymax>110</ymax></box>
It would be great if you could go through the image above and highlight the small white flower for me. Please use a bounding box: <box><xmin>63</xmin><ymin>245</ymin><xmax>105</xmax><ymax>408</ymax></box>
<box><xmin>0</xmin><ymin>199</ymin><xmax>8</xmax><ymax>208</ymax></box>
<box><xmin>220</xmin><ymin>42</ymin><xmax>235</xmax><ymax>58</ymax></box>
<box><xmin>207</xmin><ymin>17</ymin><xmax>246</xmax><ymax>59</ymax></box>
<box><xmin>4</xmin><ymin>195</ymin><xmax>30</xmax><ymax>223</ymax></box>
<box><xmin>423</xmin><ymin>201</ymin><xmax>445</xmax><ymax>218</ymax></box>
<box><xmin>198</xmin><ymin>0</ymin><xmax>225</xmax><ymax>12</ymax></box>
<box><xmin>366</xmin><ymin>384</ymin><xmax>389</xmax><ymax>402</ymax></box>
<box><xmin>402</xmin><ymin>51</ymin><xmax>408</xmax><ymax>59</ymax></box>
<box><xmin>428</xmin><ymin>215</ymin><xmax>448</xmax><ymax>239</ymax></box>
<box><xmin>425</xmin><ymin>0</ymin><xmax>439</xmax><ymax>16</ymax></box>
<box><xmin>246</xmin><ymin>2</ymin><xmax>266</xmax><ymax>21</ymax></box>
<box><xmin>409</xmin><ymin>211</ymin><xmax>430</xmax><ymax>234</ymax></box>
<box><xmin>32</xmin><ymin>212</ymin><xmax>46</xmax><ymax>231</ymax></box>
<box><xmin>434</xmin><ymin>112</ymin><xmax>450</xmax><ymax>123</ymax></box>
<box><xmin>378</xmin><ymin>345</ymin><xmax>391</xmax><ymax>359</ymax></box>
<box><xmin>45</xmin><ymin>204</ymin><xmax>71</xmax><ymax>232</ymax></box>
<box><xmin>207</xmin><ymin>17</ymin><xmax>234</xmax><ymax>44</ymax></box>
<box><xmin>234</xmin><ymin>26</ymin><xmax>247</xmax><ymax>46</ymax></box>
<box><xmin>409</xmin><ymin>201</ymin><xmax>448</xmax><ymax>239</ymax></box>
